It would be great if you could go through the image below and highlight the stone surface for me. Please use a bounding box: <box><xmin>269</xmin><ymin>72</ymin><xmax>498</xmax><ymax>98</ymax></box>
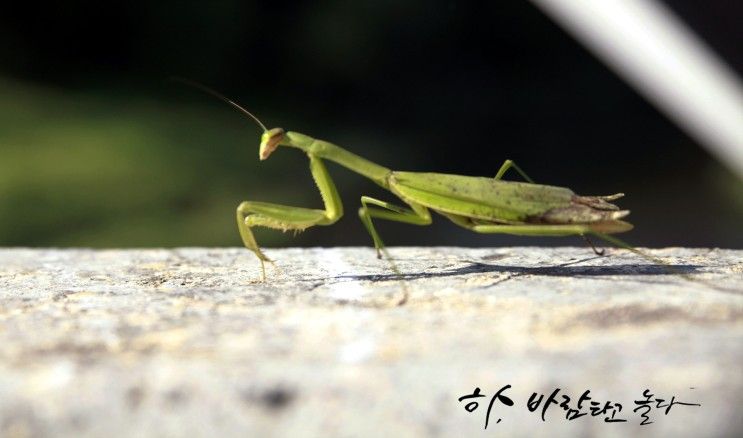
<box><xmin>0</xmin><ymin>247</ymin><xmax>741</xmax><ymax>437</ymax></box>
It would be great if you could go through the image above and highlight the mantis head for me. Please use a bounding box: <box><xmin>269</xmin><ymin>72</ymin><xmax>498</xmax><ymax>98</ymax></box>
<box><xmin>259</xmin><ymin>128</ymin><xmax>285</xmax><ymax>160</ymax></box>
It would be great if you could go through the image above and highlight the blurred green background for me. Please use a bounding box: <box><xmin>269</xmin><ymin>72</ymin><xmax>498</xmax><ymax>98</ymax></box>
<box><xmin>1</xmin><ymin>1</ymin><xmax>741</xmax><ymax>249</ymax></box>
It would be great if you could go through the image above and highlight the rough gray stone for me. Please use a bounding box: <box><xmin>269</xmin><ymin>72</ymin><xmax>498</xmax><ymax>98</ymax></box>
<box><xmin>0</xmin><ymin>247</ymin><xmax>741</xmax><ymax>437</ymax></box>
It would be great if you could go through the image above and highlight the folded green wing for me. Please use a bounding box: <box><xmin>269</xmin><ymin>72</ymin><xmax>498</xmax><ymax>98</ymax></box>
<box><xmin>390</xmin><ymin>172</ymin><xmax>574</xmax><ymax>222</ymax></box>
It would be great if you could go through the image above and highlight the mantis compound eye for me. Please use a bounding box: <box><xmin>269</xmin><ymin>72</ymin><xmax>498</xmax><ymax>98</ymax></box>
<box><xmin>259</xmin><ymin>128</ymin><xmax>285</xmax><ymax>160</ymax></box>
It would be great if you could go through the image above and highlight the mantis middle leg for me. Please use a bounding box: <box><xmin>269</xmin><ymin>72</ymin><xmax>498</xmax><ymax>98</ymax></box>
<box><xmin>237</xmin><ymin>154</ymin><xmax>343</xmax><ymax>279</ymax></box>
<box><xmin>357</xmin><ymin>196</ymin><xmax>431</xmax><ymax>258</ymax></box>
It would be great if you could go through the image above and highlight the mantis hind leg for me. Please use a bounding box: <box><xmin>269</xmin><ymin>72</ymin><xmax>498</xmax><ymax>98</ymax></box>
<box><xmin>442</xmin><ymin>214</ymin><xmax>592</xmax><ymax>236</ymax></box>
<box><xmin>442</xmin><ymin>214</ymin><xmax>610</xmax><ymax>254</ymax></box>
<box><xmin>467</xmin><ymin>222</ymin><xmax>618</xmax><ymax>255</ymax></box>
<box><xmin>494</xmin><ymin>159</ymin><xmax>535</xmax><ymax>183</ymax></box>
<box><xmin>357</xmin><ymin>196</ymin><xmax>431</xmax><ymax>258</ymax></box>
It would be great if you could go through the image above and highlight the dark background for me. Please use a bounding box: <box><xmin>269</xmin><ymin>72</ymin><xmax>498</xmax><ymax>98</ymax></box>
<box><xmin>1</xmin><ymin>0</ymin><xmax>741</xmax><ymax>250</ymax></box>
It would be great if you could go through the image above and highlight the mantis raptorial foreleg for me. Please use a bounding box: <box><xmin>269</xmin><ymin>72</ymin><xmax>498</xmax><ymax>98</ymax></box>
<box><xmin>236</xmin><ymin>155</ymin><xmax>343</xmax><ymax>279</ymax></box>
<box><xmin>358</xmin><ymin>196</ymin><xmax>431</xmax><ymax>257</ymax></box>
<box><xmin>494</xmin><ymin>159</ymin><xmax>535</xmax><ymax>183</ymax></box>
<box><xmin>236</xmin><ymin>203</ymin><xmax>327</xmax><ymax>251</ymax></box>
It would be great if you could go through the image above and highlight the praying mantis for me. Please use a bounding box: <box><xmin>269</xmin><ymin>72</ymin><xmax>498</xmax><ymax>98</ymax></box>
<box><xmin>179</xmin><ymin>80</ymin><xmax>634</xmax><ymax>280</ymax></box>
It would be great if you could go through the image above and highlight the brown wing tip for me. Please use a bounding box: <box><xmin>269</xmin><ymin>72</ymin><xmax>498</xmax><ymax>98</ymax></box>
<box><xmin>610</xmin><ymin>209</ymin><xmax>631</xmax><ymax>220</ymax></box>
<box><xmin>572</xmin><ymin>194</ymin><xmax>625</xmax><ymax>211</ymax></box>
<box><xmin>601</xmin><ymin>193</ymin><xmax>624</xmax><ymax>201</ymax></box>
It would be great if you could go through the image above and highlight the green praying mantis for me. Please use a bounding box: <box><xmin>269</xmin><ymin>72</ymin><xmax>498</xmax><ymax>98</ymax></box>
<box><xmin>179</xmin><ymin>80</ymin><xmax>635</xmax><ymax>280</ymax></box>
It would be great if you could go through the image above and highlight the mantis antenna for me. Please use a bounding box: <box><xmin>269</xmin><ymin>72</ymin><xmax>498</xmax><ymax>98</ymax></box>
<box><xmin>171</xmin><ymin>77</ymin><xmax>268</xmax><ymax>132</ymax></box>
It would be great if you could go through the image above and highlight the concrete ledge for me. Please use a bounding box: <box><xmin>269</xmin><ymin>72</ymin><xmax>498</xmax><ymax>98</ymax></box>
<box><xmin>0</xmin><ymin>247</ymin><xmax>741</xmax><ymax>437</ymax></box>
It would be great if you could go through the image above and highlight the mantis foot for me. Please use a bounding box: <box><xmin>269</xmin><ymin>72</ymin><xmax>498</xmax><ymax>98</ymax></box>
<box><xmin>582</xmin><ymin>235</ymin><xmax>605</xmax><ymax>256</ymax></box>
